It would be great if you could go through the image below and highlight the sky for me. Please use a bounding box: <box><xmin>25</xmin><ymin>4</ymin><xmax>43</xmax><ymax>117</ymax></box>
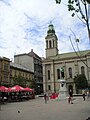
<box><xmin>0</xmin><ymin>0</ymin><xmax>90</xmax><ymax>61</ymax></box>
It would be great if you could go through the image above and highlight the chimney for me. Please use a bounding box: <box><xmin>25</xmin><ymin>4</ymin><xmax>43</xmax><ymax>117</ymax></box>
<box><xmin>31</xmin><ymin>49</ymin><xmax>33</xmax><ymax>52</ymax></box>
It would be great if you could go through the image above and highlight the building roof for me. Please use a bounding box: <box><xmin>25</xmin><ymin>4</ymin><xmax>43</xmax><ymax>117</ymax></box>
<box><xmin>28</xmin><ymin>49</ymin><xmax>42</xmax><ymax>60</ymax></box>
<box><xmin>44</xmin><ymin>50</ymin><xmax>90</xmax><ymax>61</ymax></box>
<box><xmin>14</xmin><ymin>53</ymin><xmax>30</xmax><ymax>57</ymax></box>
<box><xmin>14</xmin><ymin>49</ymin><xmax>42</xmax><ymax>60</ymax></box>
<box><xmin>0</xmin><ymin>57</ymin><xmax>10</xmax><ymax>61</ymax></box>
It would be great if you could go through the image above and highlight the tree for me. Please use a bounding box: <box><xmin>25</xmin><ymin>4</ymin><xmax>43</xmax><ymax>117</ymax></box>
<box><xmin>56</xmin><ymin>0</ymin><xmax>61</xmax><ymax>4</ymax></box>
<box><xmin>55</xmin><ymin>0</ymin><xmax>90</xmax><ymax>42</ymax></box>
<box><xmin>55</xmin><ymin>0</ymin><xmax>90</xmax><ymax>70</ymax></box>
<box><xmin>74</xmin><ymin>74</ymin><xmax>88</xmax><ymax>90</ymax></box>
<box><xmin>30</xmin><ymin>79</ymin><xmax>36</xmax><ymax>89</ymax></box>
<box><xmin>13</xmin><ymin>75</ymin><xmax>29</xmax><ymax>87</ymax></box>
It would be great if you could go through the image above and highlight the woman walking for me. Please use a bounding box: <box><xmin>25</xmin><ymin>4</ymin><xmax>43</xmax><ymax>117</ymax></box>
<box><xmin>44</xmin><ymin>93</ymin><xmax>47</xmax><ymax>104</ymax></box>
<box><xmin>68</xmin><ymin>89</ymin><xmax>73</xmax><ymax>104</ymax></box>
<box><xmin>82</xmin><ymin>91</ymin><xmax>86</xmax><ymax>101</ymax></box>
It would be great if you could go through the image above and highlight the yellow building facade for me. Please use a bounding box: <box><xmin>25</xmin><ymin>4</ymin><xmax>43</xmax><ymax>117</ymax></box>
<box><xmin>10</xmin><ymin>62</ymin><xmax>34</xmax><ymax>87</ymax></box>
<box><xmin>0</xmin><ymin>57</ymin><xmax>10</xmax><ymax>86</ymax></box>
<box><xmin>0</xmin><ymin>57</ymin><xmax>34</xmax><ymax>87</ymax></box>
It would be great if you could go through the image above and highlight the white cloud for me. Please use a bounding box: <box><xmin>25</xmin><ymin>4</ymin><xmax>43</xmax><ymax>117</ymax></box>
<box><xmin>0</xmin><ymin>0</ymin><xmax>90</xmax><ymax>60</ymax></box>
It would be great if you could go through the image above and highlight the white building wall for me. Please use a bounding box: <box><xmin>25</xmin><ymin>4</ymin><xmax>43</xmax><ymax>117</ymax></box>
<box><xmin>87</xmin><ymin>58</ymin><xmax>90</xmax><ymax>83</ymax></box>
<box><xmin>43</xmin><ymin>54</ymin><xmax>90</xmax><ymax>94</ymax></box>
<box><xmin>14</xmin><ymin>55</ymin><xmax>34</xmax><ymax>72</ymax></box>
<box><xmin>43</xmin><ymin>64</ymin><xmax>46</xmax><ymax>93</ymax></box>
<box><xmin>65</xmin><ymin>62</ymin><xmax>75</xmax><ymax>79</ymax></box>
<box><xmin>78</xmin><ymin>60</ymin><xmax>88</xmax><ymax>79</ymax></box>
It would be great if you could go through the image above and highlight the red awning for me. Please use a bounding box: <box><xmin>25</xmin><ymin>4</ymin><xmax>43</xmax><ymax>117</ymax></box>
<box><xmin>0</xmin><ymin>86</ymin><xmax>8</xmax><ymax>92</ymax></box>
<box><xmin>24</xmin><ymin>87</ymin><xmax>33</xmax><ymax>92</ymax></box>
<box><xmin>9</xmin><ymin>85</ymin><xmax>24</xmax><ymax>92</ymax></box>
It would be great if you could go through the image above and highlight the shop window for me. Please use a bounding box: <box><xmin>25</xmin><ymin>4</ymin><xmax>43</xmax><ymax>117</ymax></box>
<box><xmin>81</xmin><ymin>66</ymin><xmax>85</xmax><ymax>75</ymax></box>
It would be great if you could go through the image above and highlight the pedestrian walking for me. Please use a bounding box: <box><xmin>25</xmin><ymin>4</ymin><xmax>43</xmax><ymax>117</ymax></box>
<box><xmin>86</xmin><ymin>91</ymin><xmax>89</xmax><ymax>100</ymax></box>
<box><xmin>44</xmin><ymin>93</ymin><xmax>47</xmax><ymax>104</ymax></box>
<box><xmin>46</xmin><ymin>93</ymin><xmax>49</xmax><ymax>101</ymax></box>
<box><xmin>82</xmin><ymin>91</ymin><xmax>86</xmax><ymax>101</ymax></box>
<box><xmin>68</xmin><ymin>89</ymin><xmax>73</xmax><ymax>104</ymax></box>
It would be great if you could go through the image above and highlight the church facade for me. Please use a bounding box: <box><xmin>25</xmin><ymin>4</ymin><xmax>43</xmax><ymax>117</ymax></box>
<box><xmin>42</xmin><ymin>24</ymin><xmax>90</xmax><ymax>94</ymax></box>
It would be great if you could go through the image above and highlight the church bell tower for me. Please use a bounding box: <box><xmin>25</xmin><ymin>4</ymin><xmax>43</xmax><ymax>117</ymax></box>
<box><xmin>45</xmin><ymin>24</ymin><xmax>58</xmax><ymax>58</ymax></box>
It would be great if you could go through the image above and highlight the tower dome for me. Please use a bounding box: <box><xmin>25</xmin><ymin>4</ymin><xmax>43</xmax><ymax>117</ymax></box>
<box><xmin>45</xmin><ymin>23</ymin><xmax>58</xmax><ymax>58</ymax></box>
<box><xmin>47</xmin><ymin>24</ymin><xmax>55</xmax><ymax>35</ymax></box>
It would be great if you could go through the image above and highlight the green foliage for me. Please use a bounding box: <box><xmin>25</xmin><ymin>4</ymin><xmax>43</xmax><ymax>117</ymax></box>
<box><xmin>86</xmin><ymin>0</ymin><xmax>90</xmax><ymax>4</ymax></box>
<box><xmin>74</xmin><ymin>74</ymin><xmax>88</xmax><ymax>89</ymax></box>
<box><xmin>66</xmin><ymin>0</ymin><xmax>90</xmax><ymax>41</ymax></box>
<box><xmin>13</xmin><ymin>75</ymin><xmax>29</xmax><ymax>87</ymax></box>
<box><xmin>55</xmin><ymin>0</ymin><xmax>61</xmax><ymax>4</ymax></box>
<box><xmin>67</xmin><ymin>0</ymin><xmax>90</xmax><ymax>19</ymax></box>
<box><xmin>68</xmin><ymin>0</ymin><xmax>79</xmax><ymax>16</ymax></box>
<box><xmin>30</xmin><ymin>80</ymin><xmax>36</xmax><ymax>89</ymax></box>
<box><xmin>55</xmin><ymin>0</ymin><xmax>90</xmax><ymax>4</ymax></box>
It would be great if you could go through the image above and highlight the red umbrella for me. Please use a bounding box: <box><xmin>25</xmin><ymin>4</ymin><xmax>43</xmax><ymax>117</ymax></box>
<box><xmin>0</xmin><ymin>86</ymin><xmax>8</xmax><ymax>92</ymax></box>
<box><xmin>24</xmin><ymin>87</ymin><xmax>33</xmax><ymax>92</ymax></box>
<box><xmin>7</xmin><ymin>87</ymin><xmax>12</xmax><ymax>92</ymax></box>
<box><xmin>10</xmin><ymin>85</ymin><xmax>24</xmax><ymax>92</ymax></box>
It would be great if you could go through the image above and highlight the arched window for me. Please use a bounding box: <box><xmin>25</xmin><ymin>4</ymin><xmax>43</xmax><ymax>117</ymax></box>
<box><xmin>81</xmin><ymin>66</ymin><xmax>85</xmax><ymax>75</ymax></box>
<box><xmin>53</xmin><ymin>39</ymin><xmax>54</xmax><ymax>47</ymax></box>
<box><xmin>57</xmin><ymin>69</ymin><xmax>60</xmax><ymax>79</ymax></box>
<box><xmin>48</xmin><ymin>70</ymin><xmax>50</xmax><ymax>80</ymax></box>
<box><xmin>46</xmin><ymin>40</ymin><xmax>48</xmax><ymax>48</ymax></box>
<box><xmin>48</xmin><ymin>85</ymin><xmax>51</xmax><ymax>90</ymax></box>
<box><xmin>49</xmin><ymin>40</ymin><xmax>52</xmax><ymax>48</ymax></box>
<box><xmin>68</xmin><ymin>67</ymin><xmax>72</xmax><ymax>78</ymax></box>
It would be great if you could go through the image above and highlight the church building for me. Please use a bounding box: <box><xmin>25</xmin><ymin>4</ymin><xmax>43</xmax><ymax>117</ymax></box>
<box><xmin>42</xmin><ymin>24</ymin><xmax>90</xmax><ymax>94</ymax></box>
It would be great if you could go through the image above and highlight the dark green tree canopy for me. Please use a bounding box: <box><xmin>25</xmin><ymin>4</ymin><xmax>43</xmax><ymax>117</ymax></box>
<box><xmin>13</xmin><ymin>75</ymin><xmax>28</xmax><ymax>87</ymax></box>
<box><xmin>74</xmin><ymin>74</ymin><xmax>88</xmax><ymax>89</ymax></box>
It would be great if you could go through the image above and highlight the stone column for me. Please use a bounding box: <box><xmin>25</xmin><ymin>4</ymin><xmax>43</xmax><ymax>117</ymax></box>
<box><xmin>43</xmin><ymin>64</ymin><xmax>46</xmax><ymax>93</ymax></box>
<box><xmin>51</xmin><ymin>61</ymin><xmax>55</xmax><ymax>93</ymax></box>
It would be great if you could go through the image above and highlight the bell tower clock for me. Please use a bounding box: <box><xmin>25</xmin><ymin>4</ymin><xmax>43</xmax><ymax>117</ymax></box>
<box><xmin>45</xmin><ymin>24</ymin><xmax>58</xmax><ymax>58</ymax></box>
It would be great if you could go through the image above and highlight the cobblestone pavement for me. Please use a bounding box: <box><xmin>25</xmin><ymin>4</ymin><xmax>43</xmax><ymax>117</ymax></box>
<box><xmin>0</xmin><ymin>97</ymin><xmax>90</xmax><ymax>120</ymax></box>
